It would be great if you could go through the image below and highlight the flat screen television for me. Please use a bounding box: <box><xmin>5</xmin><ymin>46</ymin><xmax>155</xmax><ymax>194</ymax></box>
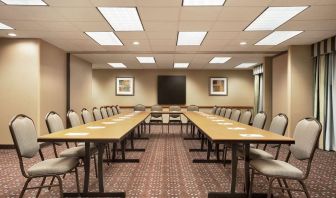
<box><xmin>157</xmin><ymin>75</ymin><xmax>186</xmax><ymax>105</ymax></box>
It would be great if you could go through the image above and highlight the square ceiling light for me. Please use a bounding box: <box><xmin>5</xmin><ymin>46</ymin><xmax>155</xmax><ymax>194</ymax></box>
<box><xmin>98</xmin><ymin>7</ymin><xmax>144</xmax><ymax>31</ymax></box>
<box><xmin>183</xmin><ymin>0</ymin><xmax>225</xmax><ymax>6</ymax></box>
<box><xmin>255</xmin><ymin>31</ymin><xmax>303</xmax><ymax>45</ymax></box>
<box><xmin>85</xmin><ymin>32</ymin><xmax>123</xmax><ymax>46</ymax></box>
<box><xmin>108</xmin><ymin>63</ymin><xmax>127</xmax><ymax>68</ymax></box>
<box><xmin>136</xmin><ymin>57</ymin><xmax>156</xmax><ymax>64</ymax></box>
<box><xmin>0</xmin><ymin>0</ymin><xmax>47</xmax><ymax>5</ymax></box>
<box><xmin>0</xmin><ymin>22</ymin><xmax>13</xmax><ymax>29</ymax></box>
<box><xmin>235</xmin><ymin>63</ymin><xmax>257</xmax><ymax>68</ymax></box>
<box><xmin>174</xmin><ymin>63</ymin><xmax>189</xmax><ymax>68</ymax></box>
<box><xmin>177</xmin><ymin>31</ymin><xmax>207</xmax><ymax>46</ymax></box>
<box><xmin>245</xmin><ymin>6</ymin><xmax>308</xmax><ymax>31</ymax></box>
<box><xmin>209</xmin><ymin>57</ymin><xmax>231</xmax><ymax>64</ymax></box>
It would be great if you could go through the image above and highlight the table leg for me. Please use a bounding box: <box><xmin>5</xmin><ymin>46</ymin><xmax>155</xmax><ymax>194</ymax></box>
<box><xmin>231</xmin><ymin>143</ymin><xmax>238</xmax><ymax>193</ymax></box>
<box><xmin>97</xmin><ymin>143</ymin><xmax>105</xmax><ymax>192</ymax></box>
<box><xmin>83</xmin><ymin>142</ymin><xmax>91</xmax><ymax>193</ymax></box>
<box><xmin>244</xmin><ymin>144</ymin><xmax>250</xmax><ymax>195</ymax></box>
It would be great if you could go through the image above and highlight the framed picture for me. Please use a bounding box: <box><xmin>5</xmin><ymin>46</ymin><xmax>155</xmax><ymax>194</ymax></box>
<box><xmin>209</xmin><ymin>77</ymin><xmax>228</xmax><ymax>96</ymax></box>
<box><xmin>116</xmin><ymin>77</ymin><xmax>134</xmax><ymax>96</ymax></box>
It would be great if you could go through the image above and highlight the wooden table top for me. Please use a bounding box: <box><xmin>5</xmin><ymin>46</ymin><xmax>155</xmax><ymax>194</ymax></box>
<box><xmin>38</xmin><ymin>112</ymin><xmax>150</xmax><ymax>143</ymax></box>
<box><xmin>183</xmin><ymin>112</ymin><xmax>294</xmax><ymax>144</ymax></box>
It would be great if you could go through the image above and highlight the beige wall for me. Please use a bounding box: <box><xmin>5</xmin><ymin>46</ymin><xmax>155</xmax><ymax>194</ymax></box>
<box><xmin>0</xmin><ymin>39</ymin><xmax>40</xmax><ymax>144</ymax></box>
<box><xmin>92</xmin><ymin>69</ymin><xmax>254</xmax><ymax>107</ymax></box>
<box><xmin>39</xmin><ymin>40</ymin><xmax>67</xmax><ymax>136</ymax></box>
<box><xmin>70</xmin><ymin>55</ymin><xmax>93</xmax><ymax>113</ymax></box>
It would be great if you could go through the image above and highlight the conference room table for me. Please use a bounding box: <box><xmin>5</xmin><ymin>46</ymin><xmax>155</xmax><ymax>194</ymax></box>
<box><xmin>38</xmin><ymin>111</ymin><xmax>150</xmax><ymax>197</ymax></box>
<box><xmin>183</xmin><ymin>111</ymin><xmax>294</xmax><ymax>198</ymax></box>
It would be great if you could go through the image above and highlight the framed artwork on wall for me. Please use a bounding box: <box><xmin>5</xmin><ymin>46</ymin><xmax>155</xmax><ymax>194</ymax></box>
<box><xmin>209</xmin><ymin>77</ymin><xmax>228</xmax><ymax>96</ymax></box>
<box><xmin>116</xmin><ymin>77</ymin><xmax>134</xmax><ymax>96</ymax></box>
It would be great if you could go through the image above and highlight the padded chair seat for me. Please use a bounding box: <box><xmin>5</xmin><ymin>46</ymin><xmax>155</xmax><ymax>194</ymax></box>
<box><xmin>150</xmin><ymin>117</ymin><xmax>163</xmax><ymax>122</ymax></box>
<box><xmin>77</xmin><ymin>142</ymin><xmax>96</xmax><ymax>148</ymax></box>
<box><xmin>28</xmin><ymin>157</ymin><xmax>78</xmax><ymax>176</ymax></box>
<box><xmin>250</xmin><ymin>159</ymin><xmax>304</xmax><ymax>179</ymax></box>
<box><xmin>60</xmin><ymin>145</ymin><xmax>96</xmax><ymax>158</ymax></box>
<box><xmin>249</xmin><ymin>148</ymin><xmax>274</xmax><ymax>160</ymax></box>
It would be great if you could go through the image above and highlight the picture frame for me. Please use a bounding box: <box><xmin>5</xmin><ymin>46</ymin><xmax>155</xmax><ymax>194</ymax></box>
<box><xmin>115</xmin><ymin>77</ymin><xmax>134</xmax><ymax>96</ymax></box>
<box><xmin>209</xmin><ymin>77</ymin><xmax>228</xmax><ymax>96</ymax></box>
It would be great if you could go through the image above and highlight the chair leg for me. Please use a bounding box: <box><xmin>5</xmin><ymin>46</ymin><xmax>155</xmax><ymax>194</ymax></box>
<box><xmin>249</xmin><ymin>169</ymin><xmax>255</xmax><ymax>198</ymax></box>
<box><xmin>168</xmin><ymin>122</ymin><xmax>170</xmax><ymax>134</ymax></box>
<box><xmin>19</xmin><ymin>177</ymin><xmax>32</xmax><ymax>198</ymax></box>
<box><xmin>161</xmin><ymin>122</ymin><xmax>164</xmax><ymax>134</ymax></box>
<box><xmin>74</xmin><ymin>168</ymin><xmax>81</xmax><ymax>193</ymax></box>
<box><xmin>180</xmin><ymin>122</ymin><xmax>183</xmax><ymax>135</ymax></box>
<box><xmin>277</xmin><ymin>178</ymin><xmax>285</xmax><ymax>194</ymax></box>
<box><xmin>283</xmin><ymin>179</ymin><xmax>293</xmax><ymax>198</ymax></box>
<box><xmin>222</xmin><ymin>145</ymin><xmax>228</xmax><ymax>167</ymax></box>
<box><xmin>48</xmin><ymin>176</ymin><xmax>55</xmax><ymax>191</ymax></box>
<box><xmin>93</xmin><ymin>154</ymin><xmax>98</xmax><ymax>178</ymax></box>
<box><xmin>55</xmin><ymin>175</ymin><xmax>64</xmax><ymax>198</ymax></box>
<box><xmin>36</xmin><ymin>176</ymin><xmax>46</xmax><ymax>197</ymax></box>
<box><xmin>298</xmin><ymin>180</ymin><xmax>310</xmax><ymax>198</ymax></box>
<box><xmin>267</xmin><ymin>178</ymin><xmax>275</xmax><ymax>198</ymax></box>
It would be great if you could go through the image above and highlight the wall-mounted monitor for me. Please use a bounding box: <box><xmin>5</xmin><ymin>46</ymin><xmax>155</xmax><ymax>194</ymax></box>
<box><xmin>157</xmin><ymin>75</ymin><xmax>186</xmax><ymax>105</ymax></box>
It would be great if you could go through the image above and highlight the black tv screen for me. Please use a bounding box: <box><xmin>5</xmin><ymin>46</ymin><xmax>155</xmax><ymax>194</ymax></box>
<box><xmin>158</xmin><ymin>75</ymin><xmax>186</xmax><ymax>105</ymax></box>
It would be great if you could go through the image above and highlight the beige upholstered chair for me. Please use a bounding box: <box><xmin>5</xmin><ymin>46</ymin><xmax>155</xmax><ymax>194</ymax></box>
<box><xmin>168</xmin><ymin>105</ymin><xmax>182</xmax><ymax>134</ymax></box>
<box><xmin>9</xmin><ymin>114</ymin><xmax>80</xmax><ymax>197</ymax></box>
<box><xmin>134</xmin><ymin>104</ymin><xmax>146</xmax><ymax>111</ymax></box>
<box><xmin>211</xmin><ymin>106</ymin><xmax>217</xmax><ymax>114</ymax></box>
<box><xmin>252</xmin><ymin>111</ymin><xmax>267</xmax><ymax>129</ymax></box>
<box><xmin>187</xmin><ymin>105</ymin><xmax>199</xmax><ymax>112</ymax></box>
<box><xmin>81</xmin><ymin>108</ymin><xmax>94</xmax><ymax>124</ymax></box>
<box><xmin>224</xmin><ymin>108</ymin><xmax>232</xmax><ymax>118</ymax></box>
<box><xmin>116</xmin><ymin>105</ymin><xmax>121</xmax><ymax>114</ymax></box>
<box><xmin>112</xmin><ymin>106</ymin><xmax>118</xmax><ymax>115</ymax></box>
<box><xmin>106</xmin><ymin>106</ymin><xmax>113</xmax><ymax>117</ymax></box>
<box><xmin>149</xmin><ymin>105</ymin><xmax>164</xmax><ymax>133</ymax></box>
<box><xmin>219</xmin><ymin>108</ymin><xmax>226</xmax><ymax>117</ymax></box>
<box><xmin>230</xmin><ymin>109</ymin><xmax>241</xmax><ymax>121</ymax></box>
<box><xmin>215</xmin><ymin>107</ymin><xmax>221</xmax><ymax>115</ymax></box>
<box><xmin>249</xmin><ymin>118</ymin><xmax>322</xmax><ymax>198</ymax></box>
<box><xmin>67</xmin><ymin>109</ymin><xmax>81</xmax><ymax>127</ymax></box>
<box><xmin>100</xmin><ymin>106</ymin><xmax>109</xmax><ymax>119</ymax></box>
<box><xmin>92</xmin><ymin>107</ymin><xmax>103</xmax><ymax>121</ymax></box>
<box><xmin>239</xmin><ymin>110</ymin><xmax>252</xmax><ymax>125</ymax></box>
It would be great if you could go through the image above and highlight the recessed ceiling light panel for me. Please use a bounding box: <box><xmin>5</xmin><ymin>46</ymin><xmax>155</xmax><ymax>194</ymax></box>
<box><xmin>174</xmin><ymin>63</ymin><xmax>189</xmax><ymax>68</ymax></box>
<box><xmin>209</xmin><ymin>57</ymin><xmax>231</xmax><ymax>64</ymax></box>
<box><xmin>1</xmin><ymin>0</ymin><xmax>47</xmax><ymax>5</ymax></box>
<box><xmin>235</xmin><ymin>63</ymin><xmax>258</xmax><ymax>68</ymax></box>
<box><xmin>98</xmin><ymin>7</ymin><xmax>144</xmax><ymax>31</ymax></box>
<box><xmin>255</xmin><ymin>31</ymin><xmax>302</xmax><ymax>45</ymax></box>
<box><xmin>183</xmin><ymin>0</ymin><xmax>225</xmax><ymax>6</ymax></box>
<box><xmin>137</xmin><ymin>57</ymin><xmax>156</xmax><ymax>64</ymax></box>
<box><xmin>108</xmin><ymin>63</ymin><xmax>127</xmax><ymax>68</ymax></box>
<box><xmin>85</xmin><ymin>32</ymin><xmax>123</xmax><ymax>46</ymax></box>
<box><xmin>245</xmin><ymin>6</ymin><xmax>308</xmax><ymax>31</ymax></box>
<box><xmin>0</xmin><ymin>22</ymin><xmax>13</xmax><ymax>29</ymax></box>
<box><xmin>177</xmin><ymin>31</ymin><xmax>207</xmax><ymax>46</ymax></box>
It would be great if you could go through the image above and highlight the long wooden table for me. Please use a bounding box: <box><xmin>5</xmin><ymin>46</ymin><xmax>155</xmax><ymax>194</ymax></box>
<box><xmin>38</xmin><ymin>111</ymin><xmax>150</xmax><ymax>197</ymax></box>
<box><xmin>183</xmin><ymin>111</ymin><xmax>294</xmax><ymax>198</ymax></box>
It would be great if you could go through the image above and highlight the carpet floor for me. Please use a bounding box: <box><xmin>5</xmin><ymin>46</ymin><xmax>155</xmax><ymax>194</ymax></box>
<box><xmin>0</xmin><ymin>125</ymin><xmax>335</xmax><ymax>198</ymax></box>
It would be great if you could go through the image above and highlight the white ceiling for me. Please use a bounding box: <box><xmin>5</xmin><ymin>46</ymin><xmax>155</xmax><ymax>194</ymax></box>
<box><xmin>0</xmin><ymin>0</ymin><xmax>336</xmax><ymax>69</ymax></box>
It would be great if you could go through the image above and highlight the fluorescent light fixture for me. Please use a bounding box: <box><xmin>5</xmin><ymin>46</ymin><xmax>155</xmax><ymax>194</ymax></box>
<box><xmin>85</xmin><ymin>32</ymin><xmax>123</xmax><ymax>46</ymax></box>
<box><xmin>183</xmin><ymin>0</ymin><xmax>225</xmax><ymax>6</ymax></box>
<box><xmin>255</xmin><ymin>31</ymin><xmax>302</xmax><ymax>45</ymax></box>
<box><xmin>0</xmin><ymin>22</ymin><xmax>13</xmax><ymax>29</ymax></box>
<box><xmin>235</xmin><ymin>63</ymin><xmax>258</xmax><ymax>69</ymax></box>
<box><xmin>108</xmin><ymin>63</ymin><xmax>127</xmax><ymax>68</ymax></box>
<box><xmin>177</xmin><ymin>32</ymin><xmax>207</xmax><ymax>46</ymax></box>
<box><xmin>0</xmin><ymin>0</ymin><xmax>47</xmax><ymax>5</ymax></box>
<box><xmin>245</xmin><ymin>6</ymin><xmax>308</xmax><ymax>31</ymax></box>
<box><xmin>174</xmin><ymin>63</ymin><xmax>189</xmax><ymax>68</ymax></box>
<box><xmin>137</xmin><ymin>57</ymin><xmax>156</xmax><ymax>64</ymax></box>
<box><xmin>209</xmin><ymin>57</ymin><xmax>231</xmax><ymax>64</ymax></box>
<box><xmin>98</xmin><ymin>7</ymin><xmax>144</xmax><ymax>31</ymax></box>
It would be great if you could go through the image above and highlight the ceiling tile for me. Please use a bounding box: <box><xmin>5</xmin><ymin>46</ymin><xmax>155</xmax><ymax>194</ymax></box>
<box><xmin>139</xmin><ymin>7</ymin><xmax>180</xmax><ymax>21</ymax></box>
<box><xmin>180</xmin><ymin>7</ymin><xmax>222</xmax><ymax>21</ymax></box>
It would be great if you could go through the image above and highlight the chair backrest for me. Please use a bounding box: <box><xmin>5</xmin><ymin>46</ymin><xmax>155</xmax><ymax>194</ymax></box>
<box><xmin>219</xmin><ymin>108</ymin><xmax>226</xmax><ymax>116</ymax></box>
<box><xmin>252</xmin><ymin>112</ymin><xmax>267</xmax><ymax>129</ymax></box>
<box><xmin>269</xmin><ymin>113</ymin><xmax>288</xmax><ymax>136</ymax></box>
<box><xmin>290</xmin><ymin>118</ymin><xmax>322</xmax><ymax>161</ymax></box>
<box><xmin>151</xmin><ymin>105</ymin><xmax>163</xmax><ymax>118</ymax></box>
<box><xmin>211</xmin><ymin>106</ymin><xmax>217</xmax><ymax>114</ymax></box>
<box><xmin>230</xmin><ymin>109</ymin><xmax>241</xmax><ymax>121</ymax></box>
<box><xmin>81</xmin><ymin>108</ymin><xmax>94</xmax><ymax>124</ymax></box>
<box><xmin>187</xmin><ymin>105</ymin><xmax>199</xmax><ymax>112</ymax></box>
<box><xmin>93</xmin><ymin>107</ymin><xmax>103</xmax><ymax>121</ymax></box>
<box><xmin>134</xmin><ymin>104</ymin><xmax>146</xmax><ymax>111</ymax></box>
<box><xmin>45</xmin><ymin>111</ymin><xmax>65</xmax><ymax>133</ymax></box>
<box><xmin>112</xmin><ymin>106</ymin><xmax>118</xmax><ymax>115</ymax></box>
<box><xmin>169</xmin><ymin>105</ymin><xmax>181</xmax><ymax>118</ymax></box>
<box><xmin>215</xmin><ymin>107</ymin><xmax>221</xmax><ymax>115</ymax></box>
<box><xmin>9</xmin><ymin>114</ymin><xmax>39</xmax><ymax>159</ymax></box>
<box><xmin>67</xmin><ymin>109</ymin><xmax>81</xmax><ymax>127</ymax></box>
<box><xmin>224</xmin><ymin>108</ymin><xmax>232</xmax><ymax>118</ymax></box>
<box><xmin>100</xmin><ymin>106</ymin><xmax>109</xmax><ymax>119</ymax></box>
<box><xmin>106</xmin><ymin>106</ymin><xmax>113</xmax><ymax>117</ymax></box>
<box><xmin>116</xmin><ymin>105</ymin><xmax>121</xmax><ymax>114</ymax></box>
<box><xmin>239</xmin><ymin>110</ymin><xmax>252</xmax><ymax>125</ymax></box>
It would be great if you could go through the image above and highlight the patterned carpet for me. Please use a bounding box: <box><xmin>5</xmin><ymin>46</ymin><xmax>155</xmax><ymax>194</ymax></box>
<box><xmin>0</xmin><ymin>125</ymin><xmax>335</xmax><ymax>198</ymax></box>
